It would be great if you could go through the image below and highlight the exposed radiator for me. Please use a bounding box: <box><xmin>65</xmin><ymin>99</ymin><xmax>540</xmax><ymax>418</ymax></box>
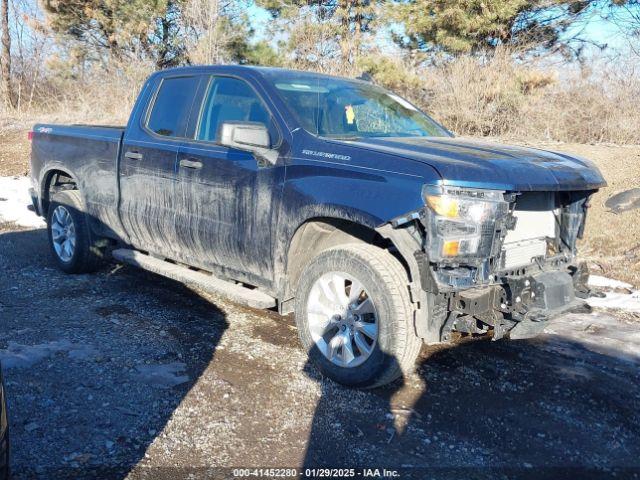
<box><xmin>501</xmin><ymin>193</ymin><xmax>558</xmax><ymax>270</ymax></box>
<box><xmin>502</xmin><ymin>238</ymin><xmax>547</xmax><ymax>270</ymax></box>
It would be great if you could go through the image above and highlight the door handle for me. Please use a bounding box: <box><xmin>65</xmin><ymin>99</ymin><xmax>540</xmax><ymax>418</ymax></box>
<box><xmin>124</xmin><ymin>151</ymin><xmax>143</xmax><ymax>161</ymax></box>
<box><xmin>179</xmin><ymin>159</ymin><xmax>203</xmax><ymax>170</ymax></box>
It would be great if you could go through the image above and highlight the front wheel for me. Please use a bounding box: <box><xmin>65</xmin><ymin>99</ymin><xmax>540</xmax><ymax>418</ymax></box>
<box><xmin>294</xmin><ymin>244</ymin><xmax>422</xmax><ymax>388</ymax></box>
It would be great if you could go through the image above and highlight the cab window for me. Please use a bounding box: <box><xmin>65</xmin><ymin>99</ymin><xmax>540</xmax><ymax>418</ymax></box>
<box><xmin>196</xmin><ymin>76</ymin><xmax>279</xmax><ymax>146</ymax></box>
<box><xmin>147</xmin><ymin>76</ymin><xmax>200</xmax><ymax>138</ymax></box>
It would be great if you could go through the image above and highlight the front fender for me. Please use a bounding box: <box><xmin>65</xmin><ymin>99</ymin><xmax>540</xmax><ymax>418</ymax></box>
<box><xmin>281</xmin><ymin>160</ymin><xmax>431</xmax><ymax>227</ymax></box>
<box><xmin>274</xmin><ymin>159</ymin><xmax>436</xmax><ymax>293</ymax></box>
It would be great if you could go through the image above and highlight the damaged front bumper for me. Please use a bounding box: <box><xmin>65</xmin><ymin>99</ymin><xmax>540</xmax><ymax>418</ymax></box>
<box><xmin>382</xmin><ymin>188</ymin><xmax>597</xmax><ymax>343</ymax></box>
<box><xmin>438</xmin><ymin>260</ymin><xmax>591</xmax><ymax>341</ymax></box>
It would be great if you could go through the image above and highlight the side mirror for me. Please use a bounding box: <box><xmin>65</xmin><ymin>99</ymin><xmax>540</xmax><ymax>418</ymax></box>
<box><xmin>219</xmin><ymin>121</ymin><xmax>270</xmax><ymax>150</ymax></box>
<box><xmin>219</xmin><ymin>121</ymin><xmax>277</xmax><ymax>166</ymax></box>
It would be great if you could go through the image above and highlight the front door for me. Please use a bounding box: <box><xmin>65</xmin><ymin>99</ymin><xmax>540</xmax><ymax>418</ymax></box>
<box><xmin>119</xmin><ymin>74</ymin><xmax>203</xmax><ymax>257</ymax></box>
<box><xmin>174</xmin><ymin>75</ymin><xmax>286</xmax><ymax>286</ymax></box>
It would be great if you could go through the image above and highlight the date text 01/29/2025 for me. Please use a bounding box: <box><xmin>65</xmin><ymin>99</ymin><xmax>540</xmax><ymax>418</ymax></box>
<box><xmin>232</xmin><ymin>468</ymin><xmax>401</xmax><ymax>478</ymax></box>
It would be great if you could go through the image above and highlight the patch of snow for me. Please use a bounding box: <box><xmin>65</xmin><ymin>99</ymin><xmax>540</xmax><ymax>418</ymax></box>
<box><xmin>0</xmin><ymin>176</ymin><xmax>45</xmax><ymax>228</ymax></box>
<box><xmin>584</xmin><ymin>275</ymin><xmax>640</xmax><ymax>313</ymax></box>
<box><xmin>588</xmin><ymin>275</ymin><xmax>633</xmax><ymax>290</ymax></box>
<box><xmin>545</xmin><ymin>313</ymin><xmax>640</xmax><ymax>362</ymax></box>
<box><xmin>132</xmin><ymin>362</ymin><xmax>189</xmax><ymax>389</ymax></box>
<box><xmin>587</xmin><ymin>290</ymin><xmax>640</xmax><ymax>313</ymax></box>
<box><xmin>0</xmin><ymin>340</ymin><xmax>99</xmax><ymax>369</ymax></box>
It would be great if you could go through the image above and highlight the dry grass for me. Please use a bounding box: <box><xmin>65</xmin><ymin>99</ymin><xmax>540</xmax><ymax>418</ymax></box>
<box><xmin>3</xmin><ymin>51</ymin><xmax>640</xmax><ymax>145</ymax></box>
<box><xmin>547</xmin><ymin>143</ymin><xmax>640</xmax><ymax>288</ymax></box>
<box><xmin>0</xmin><ymin>126</ymin><xmax>32</xmax><ymax>176</ymax></box>
<box><xmin>421</xmin><ymin>54</ymin><xmax>554</xmax><ymax>137</ymax></box>
<box><xmin>518</xmin><ymin>72</ymin><xmax>640</xmax><ymax>144</ymax></box>
<box><xmin>364</xmin><ymin>51</ymin><xmax>640</xmax><ymax>145</ymax></box>
<box><xmin>430</xmin><ymin>57</ymin><xmax>640</xmax><ymax>144</ymax></box>
<box><xmin>7</xmin><ymin>60</ymin><xmax>151</xmax><ymax>126</ymax></box>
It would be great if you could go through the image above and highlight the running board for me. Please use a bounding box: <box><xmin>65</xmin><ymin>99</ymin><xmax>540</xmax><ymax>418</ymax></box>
<box><xmin>112</xmin><ymin>249</ymin><xmax>276</xmax><ymax>309</ymax></box>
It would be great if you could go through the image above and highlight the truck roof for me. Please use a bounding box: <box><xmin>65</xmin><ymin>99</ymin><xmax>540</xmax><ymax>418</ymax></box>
<box><xmin>151</xmin><ymin>65</ymin><xmax>365</xmax><ymax>84</ymax></box>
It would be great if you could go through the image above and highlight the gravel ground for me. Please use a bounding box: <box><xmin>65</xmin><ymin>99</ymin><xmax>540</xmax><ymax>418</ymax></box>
<box><xmin>0</xmin><ymin>223</ymin><xmax>639</xmax><ymax>479</ymax></box>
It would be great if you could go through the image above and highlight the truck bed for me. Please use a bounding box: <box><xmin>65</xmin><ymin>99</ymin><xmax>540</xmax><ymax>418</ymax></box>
<box><xmin>31</xmin><ymin>123</ymin><xmax>125</xmax><ymax>174</ymax></box>
<box><xmin>30</xmin><ymin>123</ymin><xmax>125</xmax><ymax>236</ymax></box>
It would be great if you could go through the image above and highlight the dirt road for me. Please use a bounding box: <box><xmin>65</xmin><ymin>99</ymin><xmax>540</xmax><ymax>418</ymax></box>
<box><xmin>1</xmin><ymin>221</ymin><xmax>639</xmax><ymax>479</ymax></box>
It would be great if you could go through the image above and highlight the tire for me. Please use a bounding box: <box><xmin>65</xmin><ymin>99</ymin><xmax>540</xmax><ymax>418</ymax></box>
<box><xmin>294</xmin><ymin>243</ymin><xmax>422</xmax><ymax>389</ymax></box>
<box><xmin>47</xmin><ymin>190</ymin><xmax>105</xmax><ymax>274</ymax></box>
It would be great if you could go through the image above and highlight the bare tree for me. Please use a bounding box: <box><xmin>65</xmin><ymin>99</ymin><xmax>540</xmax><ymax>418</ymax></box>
<box><xmin>1</xmin><ymin>0</ymin><xmax>13</xmax><ymax>109</ymax></box>
<box><xmin>183</xmin><ymin>0</ymin><xmax>251</xmax><ymax>64</ymax></box>
<box><xmin>607</xmin><ymin>1</ymin><xmax>640</xmax><ymax>58</ymax></box>
<box><xmin>184</xmin><ymin>0</ymin><xmax>225</xmax><ymax>64</ymax></box>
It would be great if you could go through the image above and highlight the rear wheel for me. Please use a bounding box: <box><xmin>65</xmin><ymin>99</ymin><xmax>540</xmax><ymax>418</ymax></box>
<box><xmin>295</xmin><ymin>244</ymin><xmax>422</xmax><ymax>388</ymax></box>
<box><xmin>47</xmin><ymin>190</ymin><xmax>105</xmax><ymax>273</ymax></box>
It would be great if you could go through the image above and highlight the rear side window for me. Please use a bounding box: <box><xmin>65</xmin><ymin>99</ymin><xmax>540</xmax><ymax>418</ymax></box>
<box><xmin>196</xmin><ymin>76</ymin><xmax>279</xmax><ymax>145</ymax></box>
<box><xmin>147</xmin><ymin>76</ymin><xmax>199</xmax><ymax>137</ymax></box>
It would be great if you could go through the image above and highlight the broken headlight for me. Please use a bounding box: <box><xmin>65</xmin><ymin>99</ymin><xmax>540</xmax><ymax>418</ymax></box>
<box><xmin>422</xmin><ymin>185</ymin><xmax>510</xmax><ymax>263</ymax></box>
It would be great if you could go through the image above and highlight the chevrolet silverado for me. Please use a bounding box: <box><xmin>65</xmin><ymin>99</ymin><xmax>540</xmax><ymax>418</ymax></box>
<box><xmin>29</xmin><ymin>66</ymin><xmax>606</xmax><ymax>388</ymax></box>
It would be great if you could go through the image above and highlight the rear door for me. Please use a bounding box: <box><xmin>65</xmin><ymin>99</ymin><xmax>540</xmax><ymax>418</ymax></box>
<box><xmin>174</xmin><ymin>75</ymin><xmax>286</xmax><ymax>286</ymax></box>
<box><xmin>119</xmin><ymin>74</ymin><xmax>203</xmax><ymax>256</ymax></box>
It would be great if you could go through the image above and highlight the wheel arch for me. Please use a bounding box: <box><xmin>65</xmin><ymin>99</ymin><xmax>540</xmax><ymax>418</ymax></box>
<box><xmin>281</xmin><ymin>217</ymin><xmax>382</xmax><ymax>305</ymax></box>
<box><xmin>279</xmin><ymin>212</ymin><xmax>438</xmax><ymax>343</ymax></box>
<box><xmin>279</xmin><ymin>215</ymin><xmax>420</xmax><ymax>313</ymax></box>
<box><xmin>40</xmin><ymin>167</ymin><xmax>79</xmax><ymax>215</ymax></box>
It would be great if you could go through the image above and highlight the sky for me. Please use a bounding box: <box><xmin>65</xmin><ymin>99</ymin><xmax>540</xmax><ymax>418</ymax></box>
<box><xmin>566</xmin><ymin>4</ymin><xmax>633</xmax><ymax>54</ymax></box>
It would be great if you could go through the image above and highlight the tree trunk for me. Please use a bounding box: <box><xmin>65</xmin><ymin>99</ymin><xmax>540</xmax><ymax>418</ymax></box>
<box><xmin>353</xmin><ymin>0</ymin><xmax>362</xmax><ymax>60</ymax></box>
<box><xmin>339</xmin><ymin>0</ymin><xmax>351</xmax><ymax>63</ymax></box>
<box><xmin>156</xmin><ymin>15</ymin><xmax>171</xmax><ymax>69</ymax></box>
<box><xmin>0</xmin><ymin>0</ymin><xmax>13</xmax><ymax>109</ymax></box>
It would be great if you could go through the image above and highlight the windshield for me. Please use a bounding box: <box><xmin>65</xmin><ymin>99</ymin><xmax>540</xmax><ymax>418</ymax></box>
<box><xmin>261</xmin><ymin>70</ymin><xmax>450</xmax><ymax>139</ymax></box>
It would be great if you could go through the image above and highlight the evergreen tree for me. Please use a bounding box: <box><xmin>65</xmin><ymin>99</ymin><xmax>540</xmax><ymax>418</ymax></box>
<box><xmin>256</xmin><ymin>0</ymin><xmax>377</xmax><ymax>72</ymax></box>
<box><xmin>388</xmin><ymin>0</ymin><xmax>595</xmax><ymax>57</ymax></box>
<box><xmin>41</xmin><ymin>0</ymin><xmax>188</xmax><ymax>68</ymax></box>
<box><xmin>41</xmin><ymin>0</ymin><xmax>275</xmax><ymax>68</ymax></box>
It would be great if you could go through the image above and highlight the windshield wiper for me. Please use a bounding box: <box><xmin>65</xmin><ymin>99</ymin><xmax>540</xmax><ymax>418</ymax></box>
<box><xmin>327</xmin><ymin>134</ymin><xmax>362</xmax><ymax>141</ymax></box>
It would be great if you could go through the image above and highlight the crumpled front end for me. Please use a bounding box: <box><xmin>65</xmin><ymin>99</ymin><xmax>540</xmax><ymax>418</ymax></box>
<box><xmin>386</xmin><ymin>185</ymin><xmax>596</xmax><ymax>343</ymax></box>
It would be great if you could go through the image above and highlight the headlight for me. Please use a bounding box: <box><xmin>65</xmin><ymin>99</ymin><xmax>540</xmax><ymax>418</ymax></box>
<box><xmin>422</xmin><ymin>185</ymin><xmax>510</xmax><ymax>262</ymax></box>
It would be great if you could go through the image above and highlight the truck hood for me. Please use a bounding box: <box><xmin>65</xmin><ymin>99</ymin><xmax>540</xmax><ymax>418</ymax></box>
<box><xmin>344</xmin><ymin>136</ymin><xmax>606</xmax><ymax>191</ymax></box>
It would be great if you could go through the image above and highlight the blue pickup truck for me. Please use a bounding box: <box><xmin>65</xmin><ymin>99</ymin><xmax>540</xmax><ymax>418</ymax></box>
<box><xmin>29</xmin><ymin>65</ymin><xmax>606</xmax><ymax>388</ymax></box>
